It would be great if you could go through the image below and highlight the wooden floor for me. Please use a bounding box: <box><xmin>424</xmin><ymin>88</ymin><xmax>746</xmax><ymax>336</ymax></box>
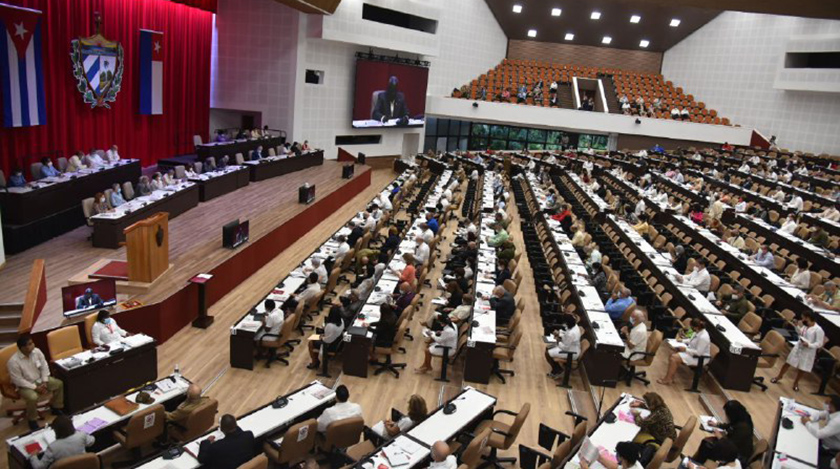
<box><xmin>0</xmin><ymin>167</ymin><xmax>827</xmax><ymax>468</ymax></box>
<box><xmin>0</xmin><ymin>161</ymin><xmax>367</xmax><ymax>333</ymax></box>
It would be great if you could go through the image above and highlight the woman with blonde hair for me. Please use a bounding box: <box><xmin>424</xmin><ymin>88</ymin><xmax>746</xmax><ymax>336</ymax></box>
<box><xmin>371</xmin><ymin>394</ymin><xmax>428</xmax><ymax>440</ymax></box>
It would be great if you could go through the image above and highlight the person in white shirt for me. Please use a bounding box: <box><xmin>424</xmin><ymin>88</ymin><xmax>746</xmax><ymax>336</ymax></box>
<box><xmin>369</xmin><ymin>204</ymin><xmax>383</xmax><ymax>220</ymax></box>
<box><xmin>86</xmin><ymin>150</ymin><xmax>106</xmax><ymax>168</ymax></box>
<box><xmin>334</xmin><ymin>235</ymin><xmax>350</xmax><ymax>264</ymax></box>
<box><xmin>415</xmin><ymin>316</ymin><xmax>458</xmax><ymax>374</ymax></box>
<box><xmin>621</xmin><ymin>309</ymin><xmax>648</xmax><ymax>360</ymax></box>
<box><xmin>787</xmin><ymin>194</ymin><xmax>804</xmax><ymax>212</ymax></box>
<box><xmin>297</xmin><ymin>273</ymin><xmax>323</xmax><ymax>306</ymax></box>
<box><xmin>673</xmin><ymin>170</ymin><xmax>685</xmax><ymax>184</ymax></box>
<box><xmin>363</xmin><ymin>211</ymin><xmax>376</xmax><ymax>232</ymax></box>
<box><xmin>767</xmin><ymin>171</ymin><xmax>778</xmax><ymax>182</ymax></box>
<box><xmin>734</xmin><ymin>197</ymin><xmax>747</xmax><ymax>213</ymax></box>
<box><xmin>378</xmin><ymin>194</ymin><xmax>393</xmax><ymax>212</ymax></box>
<box><xmin>90</xmin><ymin>310</ymin><xmax>128</xmax><ymax>346</ymax></box>
<box><xmin>772</xmin><ymin>189</ymin><xmax>786</xmax><ymax>202</ymax></box>
<box><xmin>427</xmin><ymin>441</ymin><xmax>457</xmax><ymax>469</ymax></box>
<box><xmin>634</xmin><ymin>199</ymin><xmax>646</xmax><ymax>217</ymax></box>
<box><xmin>580</xmin><ymin>441</ymin><xmax>644</xmax><ymax>469</ymax></box>
<box><xmin>307</xmin><ymin>258</ymin><xmax>328</xmax><ymax>286</ymax></box>
<box><xmin>163</xmin><ymin>169</ymin><xmax>176</xmax><ymax>186</ymax></box>
<box><xmin>105</xmin><ymin>145</ymin><xmax>120</xmax><ymax>164</ymax></box>
<box><xmin>818</xmin><ymin>205</ymin><xmax>840</xmax><ymax>222</ymax></box>
<box><xmin>371</xmin><ymin>394</ymin><xmax>427</xmax><ymax>440</ymax></box>
<box><xmin>7</xmin><ymin>335</ymin><xmax>64</xmax><ymax>430</ymax></box>
<box><xmin>316</xmin><ymin>385</ymin><xmax>362</xmax><ymax>432</ymax></box>
<box><xmin>414</xmin><ymin>237</ymin><xmax>430</xmax><ymax>265</ymax></box>
<box><xmin>658</xmin><ymin>318</ymin><xmax>710</xmax><ymax>385</ymax></box>
<box><xmin>255</xmin><ymin>299</ymin><xmax>284</xmax><ymax>343</ymax></box>
<box><xmin>544</xmin><ymin>315</ymin><xmax>581</xmax><ymax>379</ymax></box>
<box><xmin>671</xmin><ymin>107</ymin><xmax>680</xmax><ymax>119</ymax></box>
<box><xmin>676</xmin><ymin>258</ymin><xmax>711</xmax><ymax>293</ymax></box>
<box><xmin>779</xmin><ymin>214</ymin><xmax>798</xmax><ymax>234</ymax></box>
<box><xmin>66</xmin><ymin>152</ymin><xmax>87</xmax><ymax>172</ymax></box>
<box><xmin>772</xmin><ymin>310</ymin><xmax>825</xmax><ymax>391</ymax></box>
<box><xmin>801</xmin><ymin>394</ymin><xmax>840</xmax><ymax>465</ymax></box>
<box><xmin>789</xmin><ymin>258</ymin><xmax>812</xmax><ymax>291</ymax></box>
<box><xmin>738</xmin><ymin>163</ymin><xmax>750</xmax><ymax>173</ymax></box>
<box><xmin>150</xmin><ymin>173</ymin><xmax>165</xmax><ymax>191</ymax></box>
<box><xmin>585</xmin><ymin>243</ymin><xmax>602</xmax><ymax>268</ymax></box>
<box><xmin>693</xmin><ymin>152</ymin><xmax>703</xmax><ymax>161</ymax></box>
<box><xmin>420</xmin><ymin>223</ymin><xmax>434</xmax><ymax>244</ymax></box>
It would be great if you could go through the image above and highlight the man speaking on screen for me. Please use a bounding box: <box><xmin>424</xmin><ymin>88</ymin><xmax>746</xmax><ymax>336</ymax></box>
<box><xmin>373</xmin><ymin>76</ymin><xmax>410</xmax><ymax>125</ymax></box>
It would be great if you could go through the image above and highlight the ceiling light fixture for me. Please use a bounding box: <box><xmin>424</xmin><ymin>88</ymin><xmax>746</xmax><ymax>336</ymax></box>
<box><xmin>528</xmin><ymin>29</ymin><xmax>537</xmax><ymax>38</ymax></box>
<box><xmin>590</xmin><ymin>11</ymin><xmax>601</xmax><ymax>20</ymax></box>
<box><xmin>512</xmin><ymin>4</ymin><xmax>522</xmax><ymax>13</ymax></box>
<box><xmin>602</xmin><ymin>36</ymin><xmax>612</xmax><ymax>44</ymax></box>
<box><xmin>565</xmin><ymin>33</ymin><xmax>574</xmax><ymax>41</ymax></box>
<box><xmin>670</xmin><ymin>18</ymin><xmax>681</xmax><ymax>27</ymax></box>
<box><xmin>640</xmin><ymin>39</ymin><xmax>650</xmax><ymax>48</ymax></box>
<box><xmin>551</xmin><ymin>8</ymin><xmax>562</xmax><ymax>16</ymax></box>
<box><xmin>630</xmin><ymin>15</ymin><xmax>641</xmax><ymax>23</ymax></box>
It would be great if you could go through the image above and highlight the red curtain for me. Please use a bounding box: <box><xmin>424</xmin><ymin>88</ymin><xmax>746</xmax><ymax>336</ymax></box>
<box><xmin>0</xmin><ymin>0</ymin><xmax>212</xmax><ymax>174</ymax></box>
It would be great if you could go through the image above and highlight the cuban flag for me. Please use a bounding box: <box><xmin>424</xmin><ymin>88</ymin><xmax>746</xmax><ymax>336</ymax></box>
<box><xmin>139</xmin><ymin>29</ymin><xmax>163</xmax><ymax>115</ymax></box>
<box><xmin>0</xmin><ymin>3</ymin><xmax>45</xmax><ymax>128</ymax></box>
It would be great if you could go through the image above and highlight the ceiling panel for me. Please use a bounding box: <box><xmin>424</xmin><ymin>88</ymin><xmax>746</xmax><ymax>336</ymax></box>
<box><xmin>486</xmin><ymin>0</ymin><xmax>721</xmax><ymax>52</ymax></box>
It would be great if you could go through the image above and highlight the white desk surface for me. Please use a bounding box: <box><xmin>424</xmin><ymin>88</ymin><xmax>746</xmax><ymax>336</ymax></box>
<box><xmin>137</xmin><ymin>381</ymin><xmax>334</xmax><ymax>469</ymax></box>
<box><xmin>568</xmin><ymin>394</ymin><xmax>643</xmax><ymax>469</ymax></box>
<box><xmin>55</xmin><ymin>334</ymin><xmax>155</xmax><ymax>370</ymax></box>
<box><xmin>360</xmin><ymin>435</ymin><xmax>429</xmax><ymax>469</ymax></box>
<box><xmin>187</xmin><ymin>165</ymin><xmax>246</xmax><ymax>181</ymax></box>
<box><xmin>774</xmin><ymin>397</ymin><xmax>819</xmax><ymax>467</ymax></box>
<box><xmin>7</xmin><ymin>160</ymin><xmax>140</xmax><ymax>193</ymax></box>
<box><xmin>89</xmin><ymin>183</ymin><xmax>196</xmax><ymax>220</ymax></box>
<box><xmin>408</xmin><ymin>388</ymin><xmax>496</xmax><ymax>446</ymax></box>
<box><xmin>8</xmin><ymin>374</ymin><xmax>190</xmax><ymax>457</ymax></box>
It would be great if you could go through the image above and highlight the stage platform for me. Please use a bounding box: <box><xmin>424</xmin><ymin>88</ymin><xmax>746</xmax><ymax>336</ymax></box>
<box><xmin>0</xmin><ymin>161</ymin><xmax>371</xmax><ymax>341</ymax></box>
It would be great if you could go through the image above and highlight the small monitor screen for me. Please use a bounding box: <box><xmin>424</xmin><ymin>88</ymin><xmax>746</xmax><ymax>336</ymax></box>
<box><xmin>61</xmin><ymin>279</ymin><xmax>117</xmax><ymax>318</ymax></box>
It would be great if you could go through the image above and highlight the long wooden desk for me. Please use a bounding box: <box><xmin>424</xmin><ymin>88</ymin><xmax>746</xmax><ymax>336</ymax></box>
<box><xmin>195</xmin><ymin>137</ymin><xmax>284</xmax><ymax>162</ymax></box>
<box><xmin>7</xmin><ymin>374</ymin><xmax>189</xmax><ymax>469</ymax></box>
<box><xmin>134</xmin><ymin>381</ymin><xmax>335</xmax><ymax>469</ymax></box>
<box><xmin>242</xmin><ymin>150</ymin><xmax>324</xmax><ymax>182</ymax></box>
<box><xmin>188</xmin><ymin>165</ymin><xmax>250</xmax><ymax>202</ymax></box>
<box><xmin>52</xmin><ymin>334</ymin><xmax>158</xmax><ymax>413</ymax></box>
<box><xmin>90</xmin><ymin>182</ymin><xmax>200</xmax><ymax>248</ymax></box>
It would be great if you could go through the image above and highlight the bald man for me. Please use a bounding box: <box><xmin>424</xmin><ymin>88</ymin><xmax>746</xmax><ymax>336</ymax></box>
<box><xmin>166</xmin><ymin>384</ymin><xmax>209</xmax><ymax>425</ymax></box>
<box><xmin>427</xmin><ymin>441</ymin><xmax>457</xmax><ymax>468</ymax></box>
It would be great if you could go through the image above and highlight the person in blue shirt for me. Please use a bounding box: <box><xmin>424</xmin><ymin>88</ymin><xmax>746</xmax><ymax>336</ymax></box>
<box><xmin>651</xmin><ymin>144</ymin><xmax>665</xmax><ymax>154</ymax></box>
<box><xmin>605</xmin><ymin>287</ymin><xmax>635</xmax><ymax>321</ymax></box>
<box><xmin>109</xmin><ymin>183</ymin><xmax>126</xmax><ymax>207</ymax></box>
<box><xmin>250</xmin><ymin>146</ymin><xmax>263</xmax><ymax>161</ymax></box>
<box><xmin>426</xmin><ymin>212</ymin><xmax>439</xmax><ymax>235</ymax></box>
<box><xmin>8</xmin><ymin>168</ymin><xmax>26</xmax><ymax>187</ymax></box>
<box><xmin>39</xmin><ymin>157</ymin><xmax>60</xmax><ymax>179</ymax></box>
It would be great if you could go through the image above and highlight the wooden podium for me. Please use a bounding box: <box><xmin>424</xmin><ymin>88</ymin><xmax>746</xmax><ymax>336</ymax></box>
<box><xmin>124</xmin><ymin>212</ymin><xmax>170</xmax><ymax>283</ymax></box>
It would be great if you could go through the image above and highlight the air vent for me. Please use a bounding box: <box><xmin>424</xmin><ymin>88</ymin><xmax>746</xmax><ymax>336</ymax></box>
<box><xmin>335</xmin><ymin>135</ymin><xmax>382</xmax><ymax>145</ymax></box>
<box><xmin>362</xmin><ymin>3</ymin><xmax>437</xmax><ymax>34</ymax></box>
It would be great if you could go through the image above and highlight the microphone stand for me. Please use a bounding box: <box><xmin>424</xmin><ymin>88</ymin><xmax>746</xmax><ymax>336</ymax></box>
<box><xmin>596</xmin><ymin>380</ymin><xmax>617</xmax><ymax>419</ymax></box>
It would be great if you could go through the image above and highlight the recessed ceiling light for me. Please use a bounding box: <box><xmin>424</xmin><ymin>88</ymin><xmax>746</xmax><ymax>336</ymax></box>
<box><xmin>551</xmin><ymin>8</ymin><xmax>562</xmax><ymax>16</ymax></box>
<box><xmin>590</xmin><ymin>11</ymin><xmax>601</xmax><ymax>20</ymax></box>
<box><xmin>670</xmin><ymin>18</ymin><xmax>681</xmax><ymax>27</ymax></box>
<box><xmin>564</xmin><ymin>33</ymin><xmax>575</xmax><ymax>41</ymax></box>
<box><xmin>630</xmin><ymin>15</ymin><xmax>641</xmax><ymax>23</ymax></box>
<box><xmin>602</xmin><ymin>36</ymin><xmax>612</xmax><ymax>44</ymax></box>
<box><xmin>640</xmin><ymin>39</ymin><xmax>650</xmax><ymax>48</ymax></box>
<box><xmin>512</xmin><ymin>4</ymin><xmax>522</xmax><ymax>13</ymax></box>
<box><xmin>527</xmin><ymin>29</ymin><xmax>537</xmax><ymax>38</ymax></box>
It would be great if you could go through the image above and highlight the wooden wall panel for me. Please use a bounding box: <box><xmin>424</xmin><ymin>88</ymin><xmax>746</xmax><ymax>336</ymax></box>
<box><xmin>507</xmin><ymin>40</ymin><xmax>663</xmax><ymax>74</ymax></box>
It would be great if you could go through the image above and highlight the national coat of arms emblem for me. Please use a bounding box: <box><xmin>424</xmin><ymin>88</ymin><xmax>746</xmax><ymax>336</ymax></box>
<box><xmin>69</xmin><ymin>12</ymin><xmax>124</xmax><ymax>108</ymax></box>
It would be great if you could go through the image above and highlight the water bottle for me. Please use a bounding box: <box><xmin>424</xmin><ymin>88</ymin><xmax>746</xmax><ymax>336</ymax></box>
<box><xmin>174</xmin><ymin>364</ymin><xmax>181</xmax><ymax>380</ymax></box>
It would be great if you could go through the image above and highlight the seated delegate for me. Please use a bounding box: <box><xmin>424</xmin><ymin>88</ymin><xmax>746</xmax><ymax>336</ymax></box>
<box><xmin>91</xmin><ymin>310</ymin><xmax>129</xmax><ymax>346</ymax></box>
<box><xmin>29</xmin><ymin>416</ymin><xmax>94</xmax><ymax>469</ymax></box>
<box><xmin>197</xmin><ymin>414</ymin><xmax>255</xmax><ymax>469</ymax></box>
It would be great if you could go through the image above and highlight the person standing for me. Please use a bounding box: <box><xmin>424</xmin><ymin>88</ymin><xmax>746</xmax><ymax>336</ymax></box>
<box><xmin>772</xmin><ymin>310</ymin><xmax>825</xmax><ymax>391</ymax></box>
<box><xmin>7</xmin><ymin>335</ymin><xmax>64</xmax><ymax>430</ymax></box>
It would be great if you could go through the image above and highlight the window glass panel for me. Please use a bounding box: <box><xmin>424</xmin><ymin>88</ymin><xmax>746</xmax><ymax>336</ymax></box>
<box><xmin>528</xmin><ymin>142</ymin><xmax>544</xmax><ymax>151</ymax></box>
<box><xmin>425</xmin><ymin>117</ymin><xmax>437</xmax><ymax>137</ymax></box>
<box><xmin>458</xmin><ymin>137</ymin><xmax>468</xmax><ymax>151</ymax></box>
<box><xmin>424</xmin><ymin>136</ymin><xmax>436</xmax><ymax>152</ymax></box>
<box><xmin>437</xmin><ymin>119</ymin><xmax>450</xmax><ymax>135</ymax></box>
<box><xmin>489</xmin><ymin>139</ymin><xmax>507</xmax><ymax>150</ymax></box>
<box><xmin>436</xmin><ymin>137</ymin><xmax>448</xmax><ymax>152</ymax></box>
<box><xmin>510</xmin><ymin>127</ymin><xmax>527</xmax><ymax>141</ymax></box>
<box><xmin>547</xmin><ymin>130</ymin><xmax>562</xmax><ymax>145</ymax></box>
<box><xmin>449</xmin><ymin>119</ymin><xmax>461</xmax><ymax>136</ymax></box>
<box><xmin>472</xmin><ymin>124</ymin><xmax>489</xmax><ymax>137</ymax></box>
<box><xmin>490</xmin><ymin>125</ymin><xmax>508</xmax><ymax>139</ymax></box>
<box><xmin>545</xmin><ymin>144</ymin><xmax>560</xmax><ymax>151</ymax></box>
<box><xmin>469</xmin><ymin>138</ymin><xmax>487</xmax><ymax>150</ymax></box>
<box><xmin>528</xmin><ymin>128</ymin><xmax>546</xmax><ymax>143</ymax></box>
<box><xmin>460</xmin><ymin>121</ymin><xmax>470</xmax><ymax>136</ymax></box>
<box><xmin>446</xmin><ymin>138</ymin><xmax>458</xmax><ymax>152</ymax></box>
<box><xmin>508</xmin><ymin>141</ymin><xmax>524</xmax><ymax>151</ymax></box>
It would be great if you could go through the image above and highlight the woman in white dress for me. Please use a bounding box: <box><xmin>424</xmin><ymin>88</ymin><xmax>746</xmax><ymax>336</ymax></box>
<box><xmin>415</xmin><ymin>316</ymin><xmax>458</xmax><ymax>374</ymax></box>
<box><xmin>658</xmin><ymin>318</ymin><xmax>710</xmax><ymax>385</ymax></box>
<box><xmin>544</xmin><ymin>315</ymin><xmax>581</xmax><ymax>380</ymax></box>
<box><xmin>90</xmin><ymin>310</ymin><xmax>128</xmax><ymax>346</ymax></box>
<box><xmin>772</xmin><ymin>310</ymin><xmax>824</xmax><ymax>391</ymax></box>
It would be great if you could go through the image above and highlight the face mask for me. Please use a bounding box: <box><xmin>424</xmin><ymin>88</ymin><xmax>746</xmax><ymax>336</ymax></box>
<box><xmin>47</xmin><ymin>162</ymin><xmax>53</xmax><ymax>167</ymax></box>
<box><xmin>105</xmin><ymin>318</ymin><xmax>113</xmax><ymax>325</ymax></box>
<box><xmin>629</xmin><ymin>318</ymin><xmax>635</xmax><ymax>326</ymax></box>
<box><xmin>824</xmin><ymin>403</ymin><xmax>831</xmax><ymax>412</ymax></box>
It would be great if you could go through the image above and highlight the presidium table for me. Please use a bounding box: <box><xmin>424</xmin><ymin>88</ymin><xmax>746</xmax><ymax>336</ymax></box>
<box><xmin>241</xmin><ymin>150</ymin><xmax>324</xmax><ymax>182</ymax></box>
<box><xmin>51</xmin><ymin>334</ymin><xmax>158</xmax><ymax>413</ymax></box>
<box><xmin>195</xmin><ymin>136</ymin><xmax>285</xmax><ymax>161</ymax></box>
<box><xmin>0</xmin><ymin>160</ymin><xmax>141</xmax><ymax>254</ymax></box>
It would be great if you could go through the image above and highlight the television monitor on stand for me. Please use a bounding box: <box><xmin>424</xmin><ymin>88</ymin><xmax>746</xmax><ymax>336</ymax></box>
<box><xmin>299</xmin><ymin>184</ymin><xmax>316</xmax><ymax>204</ymax></box>
<box><xmin>61</xmin><ymin>278</ymin><xmax>117</xmax><ymax>318</ymax></box>
<box><xmin>223</xmin><ymin>219</ymin><xmax>250</xmax><ymax>249</ymax></box>
<box><xmin>342</xmin><ymin>164</ymin><xmax>355</xmax><ymax>179</ymax></box>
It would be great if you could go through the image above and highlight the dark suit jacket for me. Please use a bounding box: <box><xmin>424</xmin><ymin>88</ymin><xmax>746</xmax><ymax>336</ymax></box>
<box><xmin>490</xmin><ymin>292</ymin><xmax>516</xmax><ymax>325</ymax></box>
<box><xmin>76</xmin><ymin>294</ymin><xmax>103</xmax><ymax>309</ymax></box>
<box><xmin>372</xmin><ymin>92</ymin><xmax>410</xmax><ymax>122</ymax></box>
<box><xmin>197</xmin><ymin>428</ymin><xmax>256</xmax><ymax>469</ymax></box>
<box><xmin>348</xmin><ymin>227</ymin><xmax>364</xmax><ymax>248</ymax></box>
<box><xmin>250</xmin><ymin>150</ymin><xmax>262</xmax><ymax>161</ymax></box>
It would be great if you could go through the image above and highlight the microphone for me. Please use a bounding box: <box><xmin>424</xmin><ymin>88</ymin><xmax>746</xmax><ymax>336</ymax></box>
<box><xmin>444</xmin><ymin>395</ymin><xmax>468</xmax><ymax>415</ymax></box>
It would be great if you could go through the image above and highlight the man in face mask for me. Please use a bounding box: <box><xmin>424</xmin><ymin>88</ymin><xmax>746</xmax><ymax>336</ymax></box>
<box><xmin>372</xmin><ymin>76</ymin><xmax>410</xmax><ymax>124</ymax></box>
<box><xmin>716</xmin><ymin>284</ymin><xmax>749</xmax><ymax>322</ymax></box>
<box><xmin>801</xmin><ymin>394</ymin><xmax>840</xmax><ymax>468</ymax></box>
<box><xmin>40</xmin><ymin>157</ymin><xmax>60</xmax><ymax>178</ymax></box>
